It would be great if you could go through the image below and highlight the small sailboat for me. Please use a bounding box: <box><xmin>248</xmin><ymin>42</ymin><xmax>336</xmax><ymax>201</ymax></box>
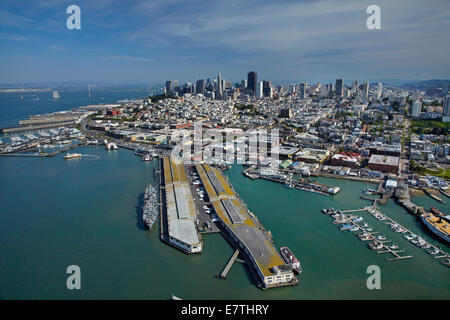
<box><xmin>53</xmin><ymin>90</ymin><xmax>60</xmax><ymax>99</ymax></box>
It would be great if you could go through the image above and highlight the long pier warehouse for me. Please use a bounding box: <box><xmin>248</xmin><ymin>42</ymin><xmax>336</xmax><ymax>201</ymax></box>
<box><xmin>195</xmin><ymin>163</ymin><xmax>298</xmax><ymax>289</ymax></box>
<box><xmin>162</xmin><ymin>157</ymin><xmax>202</xmax><ymax>254</ymax></box>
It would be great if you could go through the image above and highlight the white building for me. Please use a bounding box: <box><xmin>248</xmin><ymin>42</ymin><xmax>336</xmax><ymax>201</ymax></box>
<box><xmin>256</xmin><ymin>81</ymin><xmax>263</xmax><ymax>99</ymax></box>
<box><xmin>412</xmin><ymin>101</ymin><xmax>422</xmax><ymax>117</ymax></box>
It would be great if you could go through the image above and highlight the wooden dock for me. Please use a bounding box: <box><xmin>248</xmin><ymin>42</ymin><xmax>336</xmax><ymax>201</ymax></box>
<box><xmin>220</xmin><ymin>249</ymin><xmax>240</xmax><ymax>279</ymax></box>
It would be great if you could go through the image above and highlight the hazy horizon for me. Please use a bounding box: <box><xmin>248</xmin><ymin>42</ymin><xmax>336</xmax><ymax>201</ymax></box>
<box><xmin>1</xmin><ymin>0</ymin><xmax>449</xmax><ymax>84</ymax></box>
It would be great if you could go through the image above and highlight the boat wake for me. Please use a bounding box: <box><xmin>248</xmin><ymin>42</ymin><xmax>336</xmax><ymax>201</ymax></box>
<box><xmin>81</xmin><ymin>154</ymin><xmax>101</xmax><ymax>161</ymax></box>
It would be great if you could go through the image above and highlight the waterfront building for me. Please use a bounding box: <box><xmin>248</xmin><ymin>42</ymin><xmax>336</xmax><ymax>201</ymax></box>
<box><xmin>368</xmin><ymin>154</ymin><xmax>399</xmax><ymax>174</ymax></box>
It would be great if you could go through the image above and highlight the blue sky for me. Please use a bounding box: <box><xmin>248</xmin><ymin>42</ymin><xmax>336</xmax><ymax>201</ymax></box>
<box><xmin>0</xmin><ymin>0</ymin><xmax>449</xmax><ymax>85</ymax></box>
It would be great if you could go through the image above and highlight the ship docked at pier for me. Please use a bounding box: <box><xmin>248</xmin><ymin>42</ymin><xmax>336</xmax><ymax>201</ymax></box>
<box><xmin>419</xmin><ymin>211</ymin><xmax>450</xmax><ymax>244</ymax></box>
<box><xmin>143</xmin><ymin>183</ymin><xmax>159</xmax><ymax>229</ymax></box>
<box><xmin>280</xmin><ymin>247</ymin><xmax>302</xmax><ymax>274</ymax></box>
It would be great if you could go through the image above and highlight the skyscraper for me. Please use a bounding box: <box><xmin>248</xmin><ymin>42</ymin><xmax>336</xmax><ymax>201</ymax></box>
<box><xmin>247</xmin><ymin>71</ymin><xmax>257</xmax><ymax>96</ymax></box>
<box><xmin>263</xmin><ymin>80</ymin><xmax>271</xmax><ymax>97</ymax></box>
<box><xmin>165</xmin><ymin>81</ymin><xmax>173</xmax><ymax>94</ymax></box>
<box><xmin>363</xmin><ymin>81</ymin><xmax>369</xmax><ymax>98</ymax></box>
<box><xmin>196</xmin><ymin>79</ymin><xmax>205</xmax><ymax>94</ymax></box>
<box><xmin>299</xmin><ymin>81</ymin><xmax>307</xmax><ymax>98</ymax></box>
<box><xmin>336</xmin><ymin>79</ymin><xmax>344</xmax><ymax>97</ymax></box>
<box><xmin>216</xmin><ymin>72</ymin><xmax>223</xmax><ymax>100</ymax></box>
<box><xmin>256</xmin><ymin>81</ymin><xmax>263</xmax><ymax>99</ymax></box>
<box><xmin>377</xmin><ymin>82</ymin><xmax>383</xmax><ymax>100</ymax></box>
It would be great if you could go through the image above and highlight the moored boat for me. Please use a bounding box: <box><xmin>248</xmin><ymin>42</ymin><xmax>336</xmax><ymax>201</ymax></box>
<box><xmin>280</xmin><ymin>246</ymin><xmax>302</xmax><ymax>274</ymax></box>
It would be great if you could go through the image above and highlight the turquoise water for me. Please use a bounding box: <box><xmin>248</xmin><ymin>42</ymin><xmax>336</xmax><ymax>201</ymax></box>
<box><xmin>0</xmin><ymin>147</ymin><xmax>449</xmax><ymax>299</ymax></box>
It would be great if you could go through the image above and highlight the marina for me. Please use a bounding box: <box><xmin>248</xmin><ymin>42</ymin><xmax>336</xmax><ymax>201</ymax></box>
<box><xmin>322</xmin><ymin>205</ymin><xmax>449</xmax><ymax>264</ymax></box>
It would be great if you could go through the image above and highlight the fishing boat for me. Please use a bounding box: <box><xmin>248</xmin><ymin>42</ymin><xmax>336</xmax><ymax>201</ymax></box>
<box><xmin>142</xmin><ymin>154</ymin><xmax>151</xmax><ymax>161</ymax></box>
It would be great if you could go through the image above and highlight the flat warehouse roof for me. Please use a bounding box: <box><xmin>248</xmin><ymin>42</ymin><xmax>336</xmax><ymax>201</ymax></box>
<box><xmin>221</xmin><ymin>198</ymin><xmax>243</xmax><ymax>224</ymax></box>
<box><xmin>232</xmin><ymin>224</ymin><xmax>285</xmax><ymax>277</ymax></box>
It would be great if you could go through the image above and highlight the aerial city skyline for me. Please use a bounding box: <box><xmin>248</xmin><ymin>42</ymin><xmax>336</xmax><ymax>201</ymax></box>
<box><xmin>0</xmin><ymin>0</ymin><xmax>449</xmax><ymax>305</ymax></box>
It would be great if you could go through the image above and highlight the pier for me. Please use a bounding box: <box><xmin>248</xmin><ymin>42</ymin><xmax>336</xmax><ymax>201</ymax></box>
<box><xmin>0</xmin><ymin>120</ymin><xmax>75</xmax><ymax>133</ymax></box>
<box><xmin>220</xmin><ymin>249</ymin><xmax>240</xmax><ymax>279</ymax></box>
<box><xmin>197</xmin><ymin>163</ymin><xmax>298</xmax><ymax>289</ymax></box>
<box><xmin>422</xmin><ymin>188</ymin><xmax>446</xmax><ymax>204</ymax></box>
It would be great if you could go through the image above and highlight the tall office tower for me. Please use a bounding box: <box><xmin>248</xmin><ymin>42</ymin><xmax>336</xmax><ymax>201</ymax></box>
<box><xmin>299</xmin><ymin>81</ymin><xmax>307</xmax><ymax>98</ymax></box>
<box><xmin>207</xmin><ymin>78</ymin><xmax>211</xmax><ymax>84</ymax></box>
<box><xmin>263</xmin><ymin>81</ymin><xmax>271</xmax><ymax>97</ymax></box>
<box><xmin>377</xmin><ymin>82</ymin><xmax>383</xmax><ymax>100</ymax></box>
<box><xmin>328</xmin><ymin>83</ymin><xmax>335</xmax><ymax>97</ymax></box>
<box><xmin>242</xmin><ymin>79</ymin><xmax>247</xmax><ymax>88</ymax></box>
<box><xmin>353</xmin><ymin>80</ymin><xmax>359</xmax><ymax>92</ymax></box>
<box><xmin>216</xmin><ymin>72</ymin><xmax>223</xmax><ymax>100</ymax></box>
<box><xmin>363</xmin><ymin>81</ymin><xmax>369</xmax><ymax>98</ymax></box>
<box><xmin>411</xmin><ymin>101</ymin><xmax>422</xmax><ymax>117</ymax></box>
<box><xmin>173</xmin><ymin>80</ymin><xmax>178</xmax><ymax>87</ymax></box>
<box><xmin>336</xmin><ymin>78</ymin><xmax>344</xmax><ymax>97</ymax></box>
<box><xmin>196</xmin><ymin>79</ymin><xmax>205</xmax><ymax>94</ymax></box>
<box><xmin>442</xmin><ymin>92</ymin><xmax>450</xmax><ymax>122</ymax></box>
<box><xmin>247</xmin><ymin>71</ymin><xmax>257</xmax><ymax>96</ymax></box>
<box><xmin>165</xmin><ymin>81</ymin><xmax>173</xmax><ymax>94</ymax></box>
<box><xmin>288</xmin><ymin>84</ymin><xmax>296</xmax><ymax>93</ymax></box>
<box><xmin>256</xmin><ymin>81</ymin><xmax>263</xmax><ymax>99</ymax></box>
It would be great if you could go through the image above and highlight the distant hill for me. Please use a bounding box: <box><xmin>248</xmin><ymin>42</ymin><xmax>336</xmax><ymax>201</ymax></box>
<box><xmin>400</xmin><ymin>79</ymin><xmax>450</xmax><ymax>90</ymax></box>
